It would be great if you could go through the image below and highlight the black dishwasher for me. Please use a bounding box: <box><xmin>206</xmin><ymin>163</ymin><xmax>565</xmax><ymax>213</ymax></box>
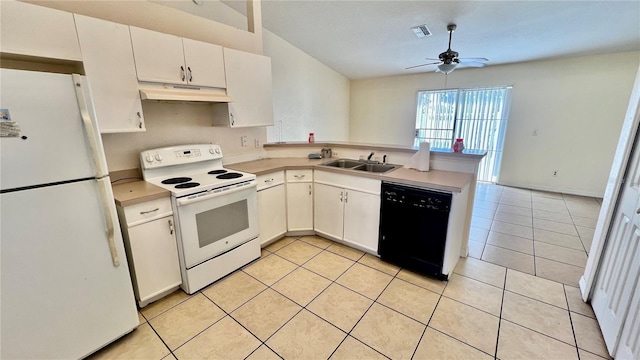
<box><xmin>378</xmin><ymin>182</ymin><xmax>452</xmax><ymax>280</ymax></box>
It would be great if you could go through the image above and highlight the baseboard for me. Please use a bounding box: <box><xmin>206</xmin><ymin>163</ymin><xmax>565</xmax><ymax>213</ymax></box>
<box><xmin>496</xmin><ymin>181</ymin><xmax>604</xmax><ymax>198</ymax></box>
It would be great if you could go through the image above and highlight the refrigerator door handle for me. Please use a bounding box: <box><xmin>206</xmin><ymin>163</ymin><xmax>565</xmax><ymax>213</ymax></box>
<box><xmin>72</xmin><ymin>74</ymin><xmax>109</xmax><ymax>178</ymax></box>
<box><xmin>97</xmin><ymin>177</ymin><xmax>120</xmax><ymax>267</ymax></box>
<box><xmin>72</xmin><ymin>74</ymin><xmax>120</xmax><ymax>267</ymax></box>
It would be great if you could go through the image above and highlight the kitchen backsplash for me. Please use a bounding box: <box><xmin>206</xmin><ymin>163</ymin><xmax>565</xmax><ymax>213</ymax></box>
<box><xmin>101</xmin><ymin>101</ymin><xmax>267</xmax><ymax>172</ymax></box>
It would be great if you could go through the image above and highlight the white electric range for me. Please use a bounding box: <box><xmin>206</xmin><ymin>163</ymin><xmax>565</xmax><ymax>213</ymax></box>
<box><xmin>141</xmin><ymin>144</ymin><xmax>260</xmax><ymax>294</ymax></box>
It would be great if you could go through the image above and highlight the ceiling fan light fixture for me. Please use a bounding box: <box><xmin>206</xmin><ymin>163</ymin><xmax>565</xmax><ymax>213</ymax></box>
<box><xmin>436</xmin><ymin>63</ymin><xmax>457</xmax><ymax>74</ymax></box>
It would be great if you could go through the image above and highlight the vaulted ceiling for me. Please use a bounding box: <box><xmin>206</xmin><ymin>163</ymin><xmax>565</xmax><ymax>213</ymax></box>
<box><xmin>223</xmin><ymin>0</ymin><xmax>640</xmax><ymax>79</ymax></box>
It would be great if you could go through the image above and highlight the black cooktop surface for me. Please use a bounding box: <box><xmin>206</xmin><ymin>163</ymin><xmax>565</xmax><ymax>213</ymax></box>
<box><xmin>175</xmin><ymin>182</ymin><xmax>200</xmax><ymax>189</ymax></box>
<box><xmin>216</xmin><ymin>172</ymin><xmax>243</xmax><ymax>179</ymax></box>
<box><xmin>162</xmin><ymin>177</ymin><xmax>192</xmax><ymax>184</ymax></box>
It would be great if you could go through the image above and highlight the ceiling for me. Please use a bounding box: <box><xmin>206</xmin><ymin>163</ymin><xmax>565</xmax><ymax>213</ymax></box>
<box><xmin>222</xmin><ymin>0</ymin><xmax>640</xmax><ymax>80</ymax></box>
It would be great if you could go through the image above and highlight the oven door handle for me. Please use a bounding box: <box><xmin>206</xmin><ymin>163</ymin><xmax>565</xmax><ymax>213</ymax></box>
<box><xmin>176</xmin><ymin>182</ymin><xmax>257</xmax><ymax>207</ymax></box>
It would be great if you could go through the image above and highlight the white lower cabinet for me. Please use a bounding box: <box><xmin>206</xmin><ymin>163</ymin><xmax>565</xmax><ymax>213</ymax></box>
<box><xmin>117</xmin><ymin>197</ymin><xmax>181</xmax><ymax>307</ymax></box>
<box><xmin>314</xmin><ymin>171</ymin><xmax>381</xmax><ymax>254</ymax></box>
<box><xmin>257</xmin><ymin>172</ymin><xmax>287</xmax><ymax>246</ymax></box>
<box><xmin>286</xmin><ymin>170</ymin><xmax>313</xmax><ymax>232</ymax></box>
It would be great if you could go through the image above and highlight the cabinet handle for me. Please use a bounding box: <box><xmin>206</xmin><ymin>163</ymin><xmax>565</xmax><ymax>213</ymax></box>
<box><xmin>340</xmin><ymin>191</ymin><xmax>343</xmax><ymax>202</ymax></box>
<box><xmin>187</xmin><ymin>66</ymin><xmax>193</xmax><ymax>82</ymax></box>
<box><xmin>345</xmin><ymin>191</ymin><xmax>348</xmax><ymax>203</ymax></box>
<box><xmin>308</xmin><ymin>184</ymin><xmax>312</xmax><ymax>195</ymax></box>
<box><xmin>264</xmin><ymin>178</ymin><xmax>274</xmax><ymax>183</ymax></box>
<box><xmin>140</xmin><ymin>207</ymin><xmax>159</xmax><ymax>215</ymax></box>
<box><xmin>137</xmin><ymin>112</ymin><xmax>143</xmax><ymax>129</ymax></box>
<box><xmin>294</xmin><ymin>174</ymin><xmax>306</xmax><ymax>179</ymax></box>
<box><xmin>230</xmin><ymin>113</ymin><xmax>235</xmax><ymax>126</ymax></box>
<box><xmin>180</xmin><ymin>66</ymin><xmax>185</xmax><ymax>81</ymax></box>
<box><xmin>168</xmin><ymin>219</ymin><xmax>174</xmax><ymax>235</ymax></box>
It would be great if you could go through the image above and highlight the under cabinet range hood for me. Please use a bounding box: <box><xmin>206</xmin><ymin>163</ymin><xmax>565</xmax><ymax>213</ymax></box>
<box><xmin>138</xmin><ymin>82</ymin><xmax>233</xmax><ymax>103</ymax></box>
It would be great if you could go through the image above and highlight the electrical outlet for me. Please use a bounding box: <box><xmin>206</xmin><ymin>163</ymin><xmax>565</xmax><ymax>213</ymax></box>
<box><xmin>254</xmin><ymin>138</ymin><xmax>261</xmax><ymax>148</ymax></box>
<box><xmin>241</xmin><ymin>135</ymin><xmax>247</xmax><ymax>147</ymax></box>
<box><xmin>333</xmin><ymin>152</ymin><xmax>339</xmax><ymax>156</ymax></box>
<box><xmin>553</xmin><ymin>170</ymin><xmax>558</xmax><ymax>177</ymax></box>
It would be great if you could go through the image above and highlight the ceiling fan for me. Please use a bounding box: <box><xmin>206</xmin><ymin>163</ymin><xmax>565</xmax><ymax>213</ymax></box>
<box><xmin>407</xmin><ymin>23</ymin><xmax>488</xmax><ymax>74</ymax></box>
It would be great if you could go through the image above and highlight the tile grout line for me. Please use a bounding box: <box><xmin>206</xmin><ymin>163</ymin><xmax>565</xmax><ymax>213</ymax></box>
<box><xmin>493</xmin><ymin>266</ymin><xmax>508</xmax><ymax>359</ymax></box>
<box><xmin>564</xmin><ymin>285</ymin><xmax>583</xmax><ymax>360</ymax></box>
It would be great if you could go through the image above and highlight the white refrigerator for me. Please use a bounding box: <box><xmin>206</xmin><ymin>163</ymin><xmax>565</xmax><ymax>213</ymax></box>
<box><xmin>0</xmin><ymin>69</ymin><xmax>139</xmax><ymax>358</ymax></box>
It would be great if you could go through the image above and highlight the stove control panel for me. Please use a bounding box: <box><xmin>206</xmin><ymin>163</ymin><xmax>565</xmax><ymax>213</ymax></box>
<box><xmin>141</xmin><ymin>144</ymin><xmax>223</xmax><ymax>169</ymax></box>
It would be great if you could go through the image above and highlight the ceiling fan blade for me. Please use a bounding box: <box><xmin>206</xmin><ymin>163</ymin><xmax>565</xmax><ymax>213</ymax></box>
<box><xmin>424</xmin><ymin>58</ymin><xmax>441</xmax><ymax>61</ymax></box>
<box><xmin>458</xmin><ymin>57</ymin><xmax>489</xmax><ymax>63</ymax></box>
<box><xmin>460</xmin><ymin>62</ymin><xmax>487</xmax><ymax>68</ymax></box>
<box><xmin>405</xmin><ymin>61</ymin><xmax>441</xmax><ymax>70</ymax></box>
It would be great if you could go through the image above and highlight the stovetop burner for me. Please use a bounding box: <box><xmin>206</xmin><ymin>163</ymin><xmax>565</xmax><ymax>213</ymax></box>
<box><xmin>216</xmin><ymin>172</ymin><xmax>243</xmax><ymax>179</ymax></box>
<box><xmin>175</xmin><ymin>182</ymin><xmax>200</xmax><ymax>189</ymax></box>
<box><xmin>207</xmin><ymin>170</ymin><xmax>227</xmax><ymax>175</ymax></box>
<box><xmin>162</xmin><ymin>177</ymin><xmax>192</xmax><ymax>184</ymax></box>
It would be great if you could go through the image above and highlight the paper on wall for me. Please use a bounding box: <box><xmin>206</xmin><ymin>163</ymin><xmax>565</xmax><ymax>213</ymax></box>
<box><xmin>405</xmin><ymin>142</ymin><xmax>430</xmax><ymax>171</ymax></box>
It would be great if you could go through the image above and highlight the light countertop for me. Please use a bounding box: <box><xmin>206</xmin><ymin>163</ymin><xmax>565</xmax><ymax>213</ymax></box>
<box><xmin>112</xmin><ymin>180</ymin><xmax>170</xmax><ymax>207</ymax></box>
<box><xmin>227</xmin><ymin>157</ymin><xmax>473</xmax><ymax>193</ymax></box>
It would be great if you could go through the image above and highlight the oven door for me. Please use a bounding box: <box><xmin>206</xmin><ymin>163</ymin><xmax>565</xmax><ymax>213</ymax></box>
<box><xmin>174</xmin><ymin>182</ymin><xmax>258</xmax><ymax>269</ymax></box>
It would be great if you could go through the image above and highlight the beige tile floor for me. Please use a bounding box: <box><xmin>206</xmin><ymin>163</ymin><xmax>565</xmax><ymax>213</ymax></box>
<box><xmin>90</xmin><ymin>234</ymin><xmax>611</xmax><ymax>360</ymax></box>
<box><xmin>470</xmin><ymin>182</ymin><xmax>602</xmax><ymax>286</ymax></box>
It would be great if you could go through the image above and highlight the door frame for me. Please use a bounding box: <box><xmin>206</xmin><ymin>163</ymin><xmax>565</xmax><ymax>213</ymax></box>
<box><xmin>581</xmin><ymin>64</ymin><xmax>640</xmax><ymax>300</ymax></box>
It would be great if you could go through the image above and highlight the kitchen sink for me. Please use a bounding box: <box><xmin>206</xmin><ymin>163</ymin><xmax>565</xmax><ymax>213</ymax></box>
<box><xmin>321</xmin><ymin>159</ymin><xmax>363</xmax><ymax>169</ymax></box>
<box><xmin>353</xmin><ymin>163</ymin><xmax>398</xmax><ymax>173</ymax></box>
<box><xmin>320</xmin><ymin>159</ymin><xmax>399</xmax><ymax>174</ymax></box>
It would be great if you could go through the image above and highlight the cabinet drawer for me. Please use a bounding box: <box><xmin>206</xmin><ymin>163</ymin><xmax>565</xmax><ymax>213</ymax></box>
<box><xmin>286</xmin><ymin>169</ymin><xmax>313</xmax><ymax>182</ymax></box>
<box><xmin>124</xmin><ymin>197</ymin><xmax>173</xmax><ymax>226</ymax></box>
<box><xmin>257</xmin><ymin>171</ymin><xmax>285</xmax><ymax>190</ymax></box>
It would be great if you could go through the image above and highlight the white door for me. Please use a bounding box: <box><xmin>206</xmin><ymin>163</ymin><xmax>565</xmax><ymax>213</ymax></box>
<box><xmin>615</xmin><ymin>284</ymin><xmax>640</xmax><ymax>359</ymax></box>
<box><xmin>130</xmin><ymin>26</ymin><xmax>186</xmax><ymax>84</ymax></box>
<box><xmin>314</xmin><ymin>183</ymin><xmax>344</xmax><ymax>241</ymax></box>
<box><xmin>128</xmin><ymin>216</ymin><xmax>182</xmax><ymax>304</ymax></box>
<box><xmin>175</xmin><ymin>185</ymin><xmax>259</xmax><ymax>268</ymax></box>
<box><xmin>75</xmin><ymin>15</ymin><xmax>144</xmax><ymax>133</ymax></box>
<box><xmin>1</xmin><ymin>180</ymin><xmax>138</xmax><ymax>359</ymax></box>
<box><xmin>223</xmin><ymin>48</ymin><xmax>274</xmax><ymax>127</ymax></box>
<box><xmin>343</xmin><ymin>190</ymin><xmax>381</xmax><ymax>254</ymax></box>
<box><xmin>592</xmin><ymin>129</ymin><xmax>640</xmax><ymax>354</ymax></box>
<box><xmin>257</xmin><ymin>184</ymin><xmax>287</xmax><ymax>245</ymax></box>
<box><xmin>0</xmin><ymin>69</ymin><xmax>96</xmax><ymax>189</ymax></box>
<box><xmin>287</xmin><ymin>182</ymin><xmax>314</xmax><ymax>231</ymax></box>
<box><xmin>182</xmin><ymin>38</ymin><xmax>226</xmax><ymax>88</ymax></box>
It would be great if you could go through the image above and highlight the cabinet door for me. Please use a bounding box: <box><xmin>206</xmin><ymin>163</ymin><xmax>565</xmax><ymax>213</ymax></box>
<box><xmin>182</xmin><ymin>38</ymin><xmax>226</xmax><ymax>88</ymax></box>
<box><xmin>127</xmin><ymin>216</ymin><xmax>181</xmax><ymax>303</ymax></box>
<box><xmin>130</xmin><ymin>26</ymin><xmax>186</xmax><ymax>85</ymax></box>
<box><xmin>0</xmin><ymin>1</ymin><xmax>81</xmax><ymax>61</ymax></box>
<box><xmin>258</xmin><ymin>185</ymin><xmax>287</xmax><ymax>246</ymax></box>
<box><xmin>287</xmin><ymin>182</ymin><xmax>313</xmax><ymax>231</ymax></box>
<box><xmin>222</xmin><ymin>48</ymin><xmax>274</xmax><ymax>127</ymax></box>
<box><xmin>75</xmin><ymin>15</ymin><xmax>144</xmax><ymax>133</ymax></box>
<box><xmin>343</xmin><ymin>190</ymin><xmax>381</xmax><ymax>254</ymax></box>
<box><xmin>314</xmin><ymin>183</ymin><xmax>344</xmax><ymax>240</ymax></box>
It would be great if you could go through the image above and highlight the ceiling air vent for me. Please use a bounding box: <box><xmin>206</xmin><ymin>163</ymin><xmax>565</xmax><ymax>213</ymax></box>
<box><xmin>411</xmin><ymin>24</ymin><xmax>432</xmax><ymax>38</ymax></box>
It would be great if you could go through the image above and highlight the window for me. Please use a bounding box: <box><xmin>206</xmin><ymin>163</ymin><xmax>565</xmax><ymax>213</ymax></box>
<box><xmin>415</xmin><ymin>86</ymin><xmax>513</xmax><ymax>182</ymax></box>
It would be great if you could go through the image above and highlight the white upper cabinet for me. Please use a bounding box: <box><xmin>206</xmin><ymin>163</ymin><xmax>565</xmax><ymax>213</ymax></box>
<box><xmin>212</xmin><ymin>48</ymin><xmax>274</xmax><ymax>127</ymax></box>
<box><xmin>182</xmin><ymin>38</ymin><xmax>226</xmax><ymax>88</ymax></box>
<box><xmin>0</xmin><ymin>1</ymin><xmax>81</xmax><ymax>61</ymax></box>
<box><xmin>129</xmin><ymin>27</ymin><xmax>225</xmax><ymax>88</ymax></box>
<box><xmin>74</xmin><ymin>15</ymin><xmax>144</xmax><ymax>133</ymax></box>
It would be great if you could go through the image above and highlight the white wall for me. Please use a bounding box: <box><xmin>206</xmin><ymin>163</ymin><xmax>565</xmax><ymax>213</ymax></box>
<box><xmin>350</xmin><ymin>52</ymin><xmax>640</xmax><ymax>196</ymax></box>
<box><xmin>263</xmin><ymin>29</ymin><xmax>350</xmax><ymax>143</ymax></box>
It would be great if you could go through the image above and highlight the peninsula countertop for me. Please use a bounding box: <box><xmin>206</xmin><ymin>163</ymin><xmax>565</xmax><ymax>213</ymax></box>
<box><xmin>226</xmin><ymin>157</ymin><xmax>472</xmax><ymax>193</ymax></box>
